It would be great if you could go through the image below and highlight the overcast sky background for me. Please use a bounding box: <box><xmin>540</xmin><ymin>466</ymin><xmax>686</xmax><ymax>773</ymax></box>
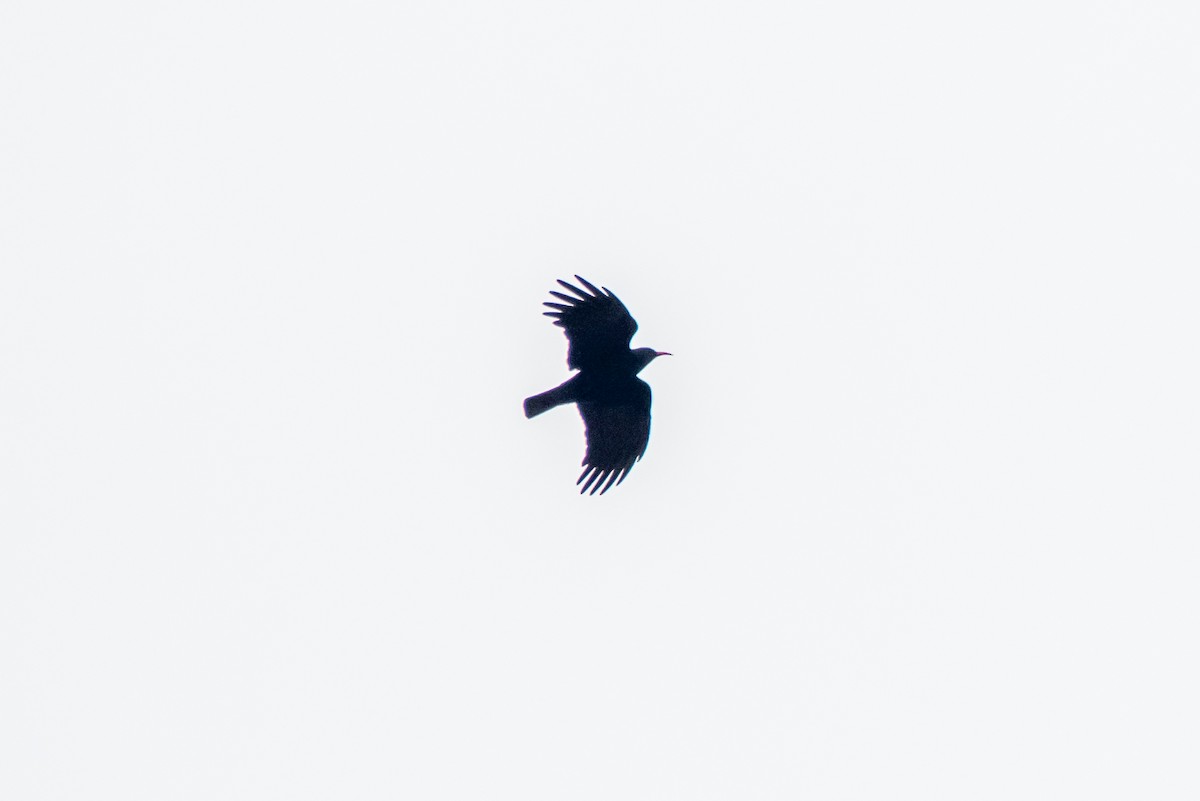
<box><xmin>2</xmin><ymin>2</ymin><xmax>1198</xmax><ymax>799</ymax></box>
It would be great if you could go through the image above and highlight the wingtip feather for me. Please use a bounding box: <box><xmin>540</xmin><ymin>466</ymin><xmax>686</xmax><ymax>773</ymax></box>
<box><xmin>574</xmin><ymin>275</ymin><xmax>602</xmax><ymax>296</ymax></box>
<box><xmin>579</xmin><ymin>467</ymin><xmax>605</xmax><ymax>495</ymax></box>
<box><xmin>557</xmin><ymin>279</ymin><xmax>592</xmax><ymax>300</ymax></box>
<box><xmin>585</xmin><ymin>470</ymin><xmax>607</xmax><ymax>495</ymax></box>
<box><xmin>598</xmin><ymin>470</ymin><xmax>621</xmax><ymax>495</ymax></box>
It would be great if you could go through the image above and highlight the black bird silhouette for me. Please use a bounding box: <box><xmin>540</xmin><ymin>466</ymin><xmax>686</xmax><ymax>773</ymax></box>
<box><xmin>524</xmin><ymin>276</ymin><xmax>670</xmax><ymax>495</ymax></box>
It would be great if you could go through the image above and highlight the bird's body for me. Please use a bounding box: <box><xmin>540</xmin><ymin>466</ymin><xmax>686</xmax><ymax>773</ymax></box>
<box><xmin>524</xmin><ymin>276</ymin><xmax>669</xmax><ymax>495</ymax></box>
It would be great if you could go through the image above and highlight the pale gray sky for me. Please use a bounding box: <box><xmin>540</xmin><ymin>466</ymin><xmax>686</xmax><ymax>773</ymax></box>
<box><xmin>2</xmin><ymin>2</ymin><xmax>1197</xmax><ymax>799</ymax></box>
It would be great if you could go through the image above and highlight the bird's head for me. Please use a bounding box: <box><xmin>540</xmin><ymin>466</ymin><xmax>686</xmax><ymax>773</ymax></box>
<box><xmin>632</xmin><ymin>347</ymin><xmax>672</xmax><ymax>374</ymax></box>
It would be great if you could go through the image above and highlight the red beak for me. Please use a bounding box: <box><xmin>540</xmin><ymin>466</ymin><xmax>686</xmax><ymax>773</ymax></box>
<box><xmin>655</xmin><ymin>351</ymin><xmax>673</xmax><ymax>357</ymax></box>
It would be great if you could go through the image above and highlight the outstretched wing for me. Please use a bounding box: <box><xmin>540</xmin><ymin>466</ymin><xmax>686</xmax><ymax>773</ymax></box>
<box><xmin>575</xmin><ymin>378</ymin><xmax>652</xmax><ymax>495</ymax></box>
<box><xmin>542</xmin><ymin>275</ymin><xmax>638</xmax><ymax>370</ymax></box>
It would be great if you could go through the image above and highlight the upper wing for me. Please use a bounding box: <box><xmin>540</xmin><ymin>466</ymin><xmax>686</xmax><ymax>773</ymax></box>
<box><xmin>575</xmin><ymin>378</ymin><xmax>652</xmax><ymax>495</ymax></box>
<box><xmin>542</xmin><ymin>275</ymin><xmax>638</xmax><ymax>371</ymax></box>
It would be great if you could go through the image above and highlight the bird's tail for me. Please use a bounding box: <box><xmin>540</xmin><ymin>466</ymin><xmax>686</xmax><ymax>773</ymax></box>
<box><xmin>524</xmin><ymin>385</ymin><xmax>571</xmax><ymax>418</ymax></box>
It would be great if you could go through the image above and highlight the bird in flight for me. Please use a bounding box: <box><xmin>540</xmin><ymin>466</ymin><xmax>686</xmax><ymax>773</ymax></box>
<box><xmin>524</xmin><ymin>276</ymin><xmax>670</xmax><ymax>495</ymax></box>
